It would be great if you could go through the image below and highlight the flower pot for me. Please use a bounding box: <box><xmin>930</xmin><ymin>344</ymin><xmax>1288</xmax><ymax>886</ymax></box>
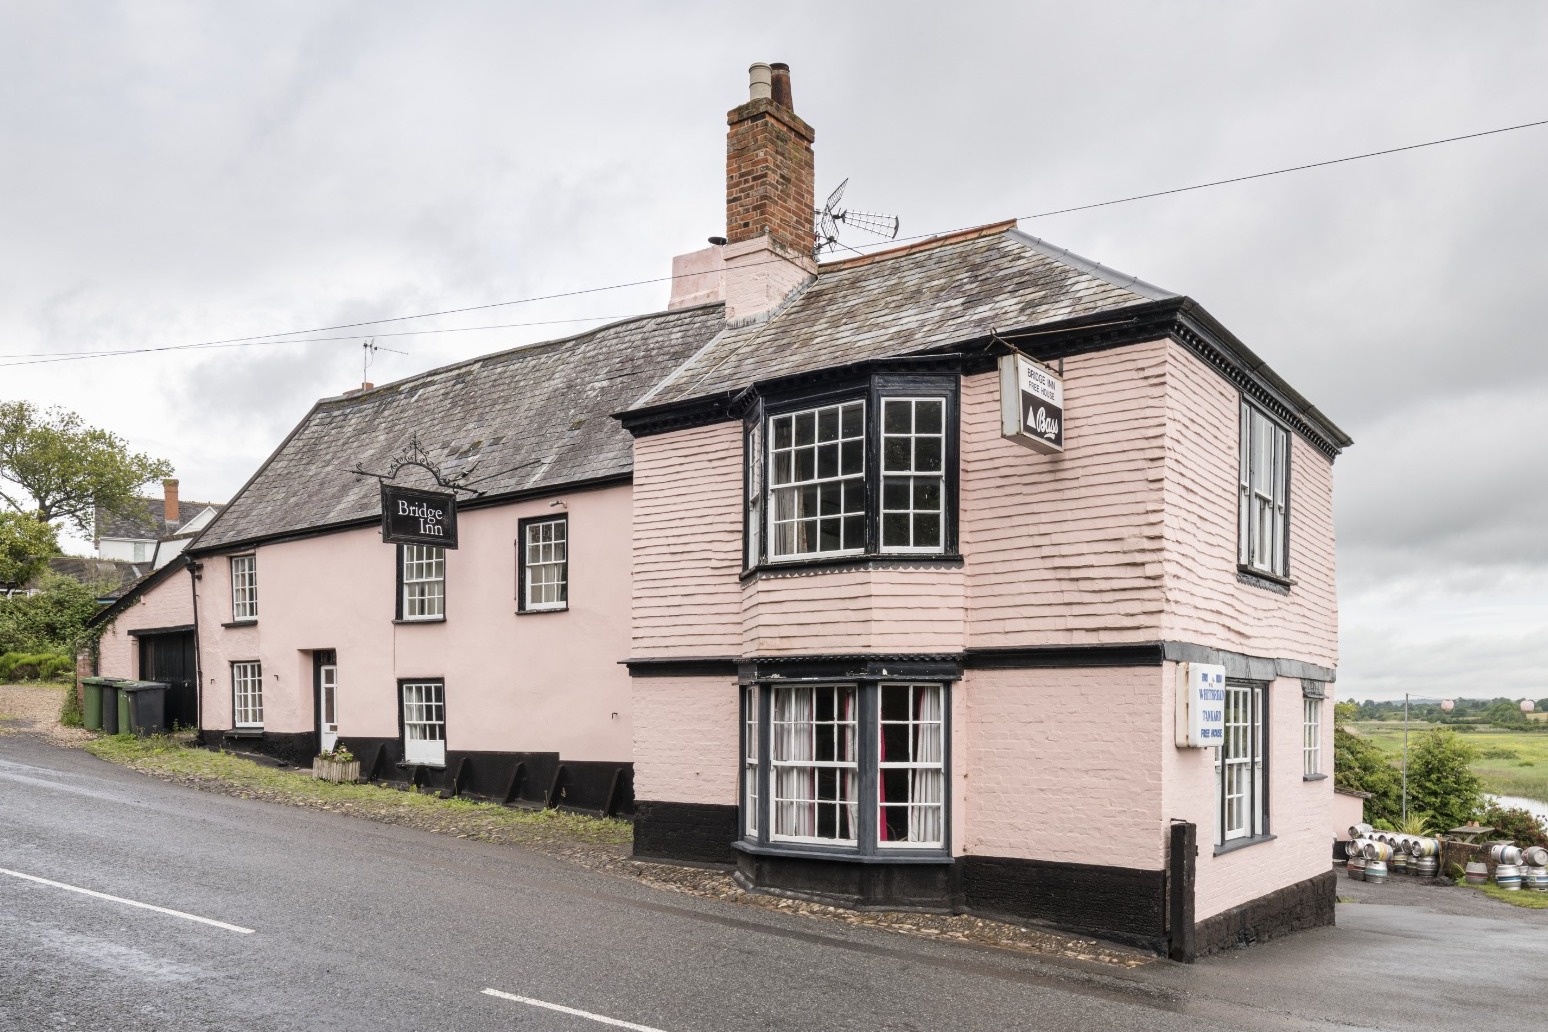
<box><xmin>312</xmin><ymin>758</ymin><xmax>360</xmax><ymax>783</ymax></box>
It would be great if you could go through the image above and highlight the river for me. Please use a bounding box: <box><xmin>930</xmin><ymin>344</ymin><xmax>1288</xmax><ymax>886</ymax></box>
<box><xmin>1489</xmin><ymin>794</ymin><xmax>1548</xmax><ymax>822</ymax></box>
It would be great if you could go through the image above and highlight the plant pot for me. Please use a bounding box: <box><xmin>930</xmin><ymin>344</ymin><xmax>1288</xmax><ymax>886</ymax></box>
<box><xmin>313</xmin><ymin>758</ymin><xmax>360</xmax><ymax>783</ymax></box>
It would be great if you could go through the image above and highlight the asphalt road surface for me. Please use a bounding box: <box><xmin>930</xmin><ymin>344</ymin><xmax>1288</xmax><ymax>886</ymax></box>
<box><xmin>3</xmin><ymin>736</ymin><xmax>1544</xmax><ymax>1032</ymax></box>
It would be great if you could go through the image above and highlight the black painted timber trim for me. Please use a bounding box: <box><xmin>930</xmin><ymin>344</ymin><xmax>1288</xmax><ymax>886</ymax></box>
<box><xmin>959</xmin><ymin>854</ymin><xmax>1168</xmax><ymax>953</ymax></box>
<box><xmin>740</xmin><ymin>653</ymin><xmax>963</xmax><ymax>683</ymax></box>
<box><xmin>633</xmin><ymin>800</ymin><xmax>739</xmax><ymax>865</ymax></box>
<box><xmin>613</xmin><ymin>299</ymin><xmax>1349</xmax><ymax>459</ymax></box>
<box><xmin>125</xmin><ymin>624</ymin><xmax>196</xmax><ymax>638</ymax></box>
<box><xmin>963</xmin><ymin>643</ymin><xmax>1166</xmax><ymax>669</ymax></box>
<box><xmin>623</xmin><ymin>657</ymin><xmax>741</xmax><ymax>678</ymax></box>
<box><xmin>1193</xmin><ymin>869</ymin><xmax>1336</xmax><ymax>957</ymax></box>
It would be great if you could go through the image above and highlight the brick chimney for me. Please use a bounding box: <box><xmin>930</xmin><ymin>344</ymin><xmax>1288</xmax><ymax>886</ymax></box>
<box><xmin>162</xmin><ymin>479</ymin><xmax>180</xmax><ymax>526</ymax></box>
<box><xmin>721</xmin><ymin>61</ymin><xmax>817</xmax><ymax>323</ymax></box>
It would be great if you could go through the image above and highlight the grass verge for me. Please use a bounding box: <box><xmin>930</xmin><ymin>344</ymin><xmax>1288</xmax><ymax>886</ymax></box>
<box><xmin>84</xmin><ymin>732</ymin><xmax>631</xmax><ymax>850</ymax></box>
<box><xmin>1472</xmin><ymin>882</ymin><xmax>1548</xmax><ymax>909</ymax></box>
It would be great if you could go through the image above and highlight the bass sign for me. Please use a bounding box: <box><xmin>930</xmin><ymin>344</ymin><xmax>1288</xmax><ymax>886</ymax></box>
<box><xmin>998</xmin><ymin>353</ymin><xmax>1065</xmax><ymax>454</ymax></box>
<box><xmin>380</xmin><ymin>485</ymin><xmax>459</xmax><ymax>548</ymax></box>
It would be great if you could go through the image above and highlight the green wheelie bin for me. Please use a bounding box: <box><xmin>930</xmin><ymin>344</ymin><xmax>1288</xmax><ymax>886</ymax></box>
<box><xmin>81</xmin><ymin>677</ymin><xmax>104</xmax><ymax>731</ymax></box>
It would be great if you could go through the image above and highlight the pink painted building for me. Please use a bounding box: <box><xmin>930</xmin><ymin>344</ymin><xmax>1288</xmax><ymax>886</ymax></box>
<box><xmin>616</xmin><ymin>64</ymin><xmax>1350</xmax><ymax>960</ymax></box>
<box><xmin>84</xmin><ymin>559</ymin><xmax>200</xmax><ymax>729</ymax></box>
<box><xmin>179</xmin><ymin>308</ymin><xmax>723</xmax><ymax>811</ymax></box>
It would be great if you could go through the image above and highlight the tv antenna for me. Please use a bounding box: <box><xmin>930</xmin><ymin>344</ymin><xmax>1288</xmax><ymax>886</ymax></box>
<box><xmin>814</xmin><ymin>178</ymin><xmax>900</xmax><ymax>256</ymax></box>
<box><xmin>362</xmin><ymin>338</ymin><xmax>407</xmax><ymax>384</ymax></box>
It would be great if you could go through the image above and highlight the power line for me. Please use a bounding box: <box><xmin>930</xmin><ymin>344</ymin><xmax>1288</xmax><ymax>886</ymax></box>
<box><xmin>0</xmin><ymin>315</ymin><xmax>642</xmax><ymax>369</ymax></box>
<box><xmin>5</xmin><ymin>115</ymin><xmax>1545</xmax><ymax>369</ymax></box>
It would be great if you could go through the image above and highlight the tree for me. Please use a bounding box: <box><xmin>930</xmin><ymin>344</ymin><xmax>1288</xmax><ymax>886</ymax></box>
<box><xmin>0</xmin><ymin>401</ymin><xmax>174</xmax><ymax>536</ymax></box>
<box><xmin>1405</xmin><ymin>728</ymin><xmax>1484</xmax><ymax>832</ymax></box>
<box><xmin>0</xmin><ymin>512</ymin><xmax>58</xmax><ymax>587</ymax></box>
<box><xmin>0</xmin><ymin>573</ymin><xmax>107</xmax><ymax>654</ymax></box>
<box><xmin>1334</xmin><ymin>725</ymin><xmax>1402</xmax><ymax>825</ymax></box>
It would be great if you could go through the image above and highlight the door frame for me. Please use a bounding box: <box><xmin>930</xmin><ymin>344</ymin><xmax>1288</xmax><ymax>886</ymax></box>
<box><xmin>312</xmin><ymin>650</ymin><xmax>338</xmax><ymax>755</ymax></box>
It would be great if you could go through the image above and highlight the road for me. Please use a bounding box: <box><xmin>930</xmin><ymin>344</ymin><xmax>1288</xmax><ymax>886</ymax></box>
<box><xmin>2</xmin><ymin>735</ymin><xmax>1544</xmax><ymax>1032</ymax></box>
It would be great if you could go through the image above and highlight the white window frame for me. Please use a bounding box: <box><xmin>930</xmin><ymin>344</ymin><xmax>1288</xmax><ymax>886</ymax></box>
<box><xmin>232</xmin><ymin>661</ymin><xmax>263</xmax><ymax>729</ymax></box>
<box><xmin>1303</xmin><ymin>697</ymin><xmax>1322</xmax><ymax>777</ymax></box>
<box><xmin>522</xmin><ymin>516</ymin><xmax>568</xmax><ymax>612</ymax></box>
<box><xmin>766</xmin><ymin>400</ymin><xmax>867</xmax><ymax>561</ymax></box>
<box><xmin>1216</xmin><ymin>680</ymin><xmax>1267</xmax><ymax>844</ymax></box>
<box><xmin>879</xmin><ymin>398</ymin><xmax>947</xmax><ymax>555</ymax></box>
<box><xmin>230</xmin><ymin>555</ymin><xmax>257</xmax><ymax>621</ymax></box>
<box><xmin>401</xmin><ymin>680</ymin><xmax>446</xmax><ymax>767</ymax></box>
<box><xmin>768</xmin><ymin>684</ymin><xmax>859</xmax><ymax>845</ymax></box>
<box><xmin>744</xmin><ymin>680</ymin><xmax>951</xmax><ymax>856</ymax></box>
<box><xmin>743</xmin><ymin>685</ymin><xmax>759</xmax><ymax>838</ymax></box>
<box><xmin>876</xmin><ymin>682</ymin><xmax>946</xmax><ymax>848</ymax></box>
<box><xmin>1239</xmin><ymin>402</ymin><xmax>1289</xmax><ymax>578</ymax></box>
<box><xmin>400</xmin><ymin>544</ymin><xmax>445</xmax><ymax>621</ymax></box>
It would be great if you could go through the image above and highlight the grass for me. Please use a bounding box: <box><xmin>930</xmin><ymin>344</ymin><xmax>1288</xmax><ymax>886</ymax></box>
<box><xmin>84</xmin><ymin>732</ymin><xmax>632</xmax><ymax>849</ymax></box>
<box><xmin>1350</xmin><ymin>721</ymin><xmax>1548</xmax><ymax>804</ymax></box>
<box><xmin>1472</xmin><ymin>881</ymin><xmax>1548</xmax><ymax>909</ymax></box>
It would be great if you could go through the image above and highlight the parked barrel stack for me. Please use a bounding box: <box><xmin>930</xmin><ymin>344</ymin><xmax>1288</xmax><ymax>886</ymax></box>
<box><xmin>1344</xmin><ymin>830</ymin><xmax>1548</xmax><ymax>893</ymax></box>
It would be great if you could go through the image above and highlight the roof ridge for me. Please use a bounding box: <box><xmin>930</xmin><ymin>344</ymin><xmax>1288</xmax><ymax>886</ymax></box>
<box><xmin>317</xmin><ymin>302</ymin><xmax>726</xmax><ymax>407</ymax></box>
<box><xmin>817</xmin><ymin>219</ymin><xmax>1019</xmax><ymax>272</ymax></box>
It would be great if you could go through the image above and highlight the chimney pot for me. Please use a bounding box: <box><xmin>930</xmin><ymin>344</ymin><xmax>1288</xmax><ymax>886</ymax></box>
<box><xmin>748</xmin><ymin>62</ymin><xmax>773</xmax><ymax>101</ymax></box>
<box><xmin>162</xmin><ymin>479</ymin><xmax>180</xmax><ymax>525</ymax></box>
<box><xmin>769</xmin><ymin>63</ymin><xmax>792</xmax><ymax>108</ymax></box>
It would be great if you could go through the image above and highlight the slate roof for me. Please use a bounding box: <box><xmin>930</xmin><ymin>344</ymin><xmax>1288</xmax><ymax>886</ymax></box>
<box><xmin>634</xmin><ymin>222</ymin><xmax>1176</xmax><ymax>408</ymax></box>
<box><xmin>96</xmin><ymin>498</ymin><xmax>224</xmax><ymax>541</ymax></box>
<box><xmin>32</xmin><ymin>557</ymin><xmax>151</xmax><ymax>598</ymax></box>
<box><xmin>192</xmin><ymin>303</ymin><xmax>726</xmax><ymax>551</ymax></box>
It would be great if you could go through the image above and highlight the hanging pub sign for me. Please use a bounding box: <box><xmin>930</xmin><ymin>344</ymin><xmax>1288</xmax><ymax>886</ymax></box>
<box><xmin>380</xmin><ymin>484</ymin><xmax>459</xmax><ymax>548</ymax></box>
<box><xmin>1174</xmin><ymin>662</ymin><xmax>1227</xmax><ymax>749</ymax></box>
<box><xmin>999</xmin><ymin>353</ymin><xmax>1065</xmax><ymax>454</ymax></box>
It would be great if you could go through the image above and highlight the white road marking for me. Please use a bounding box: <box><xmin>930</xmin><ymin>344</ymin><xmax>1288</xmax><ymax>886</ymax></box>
<box><xmin>482</xmin><ymin>988</ymin><xmax>673</xmax><ymax>1031</ymax></box>
<box><xmin>0</xmin><ymin>867</ymin><xmax>255</xmax><ymax>934</ymax></box>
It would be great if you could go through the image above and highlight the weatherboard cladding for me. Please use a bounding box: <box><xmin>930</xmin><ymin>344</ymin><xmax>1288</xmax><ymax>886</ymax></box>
<box><xmin>635</xmin><ymin>225</ymin><xmax>1176</xmax><ymax>409</ymax></box>
<box><xmin>194</xmin><ymin>304</ymin><xmax>725</xmax><ymax>550</ymax></box>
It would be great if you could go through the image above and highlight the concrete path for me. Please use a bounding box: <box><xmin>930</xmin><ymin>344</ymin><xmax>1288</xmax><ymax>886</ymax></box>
<box><xmin>2</xmin><ymin>734</ymin><xmax>1543</xmax><ymax>1031</ymax></box>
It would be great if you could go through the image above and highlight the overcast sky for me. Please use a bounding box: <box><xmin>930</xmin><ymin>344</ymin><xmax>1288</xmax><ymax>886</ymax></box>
<box><xmin>2</xmin><ymin>2</ymin><xmax>1544</xmax><ymax>702</ymax></box>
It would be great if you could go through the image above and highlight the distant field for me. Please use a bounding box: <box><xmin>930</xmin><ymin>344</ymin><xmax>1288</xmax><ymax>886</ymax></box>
<box><xmin>1349</xmin><ymin>721</ymin><xmax>1548</xmax><ymax>805</ymax></box>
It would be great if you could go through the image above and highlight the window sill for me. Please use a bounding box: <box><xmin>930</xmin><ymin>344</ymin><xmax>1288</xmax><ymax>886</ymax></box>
<box><xmin>516</xmin><ymin>605</ymin><xmax>569</xmax><ymax>615</ymax></box>
<box><xmin>1236</xmin><ymin>566</ymin><xmax>1294</xmax><ymax>595</ymax></box>
<box><xmin>741</xmin><ymin>553</ymin><xmax>964</xmax><ymax>582</ymax></box>
<box><xmin>1214</xmin><ymin>833</ymin><xmax>1277</xmax><ymax>857</ymax></box>
<box><xmin>733</xmin><ymin>839</ymin><xmax>953</xmax><ymax>865</ymax></box>
<box><xmin>393</xmin><ymin>617</ymin><xmax>446</xmax><ymax>625</ymax></box>
<box><xmin>395</xmin><ymin>760</ymin><xmax>446</xmax><ymax>770</ymax></box>
<box><xmin>225</xmin><ymin>728</ymin><xmax>264</xmax><ymax>739</ymax></box>
<box><xmin>221</xmin><ymin>620</ymin><xmax>257</xmax><ymax>628</ymax></box>
<box><xmin>1303</xmin><ymin>773</ymin><xmax>1328</xmax><ymax>782</ymax></box>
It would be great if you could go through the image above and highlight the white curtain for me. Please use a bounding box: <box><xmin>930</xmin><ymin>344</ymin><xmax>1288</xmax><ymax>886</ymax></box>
<box><xmin>773</xmin><ymin>687</ymin><xmax>815</xmax><ymax>838</ymax></box>
<box><xmin>841</xmin><ymin>689</ymin><xmax>857</xmax><ymax>839</ymax></box>
<box><xmin>909</xmin><ymin>686</ymin><xmax>944</xmax><ymax>845</ymax></box>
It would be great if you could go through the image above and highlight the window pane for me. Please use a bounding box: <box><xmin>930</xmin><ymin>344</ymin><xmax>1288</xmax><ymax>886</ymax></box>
<box><xmin>770</xmin><ymin>685</ymin><xmax>857</xmax><ymax>843</ymax></box>
<box><xmin>768</xmin><ymin>401</ymin><xmax>865</xmax><ymax>560</ymax></box>
<box><xmin>524</xmin><ymin>519</ymin><xmax>568</xmax><ymax>609</ymax></box>
<box><xmin>878</xmin><ymin>684</ymin><xmax>945</xmax><ymax>847</ymax></box>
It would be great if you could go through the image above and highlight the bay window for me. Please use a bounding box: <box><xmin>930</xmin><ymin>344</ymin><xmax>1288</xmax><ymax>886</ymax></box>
<box><xmin>1239</xmin><ymin>402</ymin><xmax>1289</xmax><ymax>578</ymax></box>
<box><xmin>742</xmin><ymin>680</ymin><xmax>949</xmax><ymax>855</ymax></box>
<box><xmin>747</xmin><ymin>373</ymin><xmax>958</xmax><ymax>569</ymax></box>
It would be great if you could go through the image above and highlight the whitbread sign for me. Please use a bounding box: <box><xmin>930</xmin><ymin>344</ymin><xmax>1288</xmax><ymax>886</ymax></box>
<box><xmin>998</xmin><ymin>353</ymin><xmax>1065</xmax><ymax>454</ymax></box>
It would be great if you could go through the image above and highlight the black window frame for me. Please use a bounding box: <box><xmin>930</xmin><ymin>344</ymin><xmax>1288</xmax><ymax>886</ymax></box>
<box><xmin>396</xmin><ymin>676</ymin><xmax>447</xmax><ymax>768</ymax></box>
<box><xmin>742</xmin><ymin>371</ymin><xmax>961</xmax><ymax>575</ymax></box>
<box><xmin>1215</xmin><ymin>678</ymin><xmax>1272</xmax><ymax>852</ymax></box>
<box><xmin>1238</xmin><ymin>398</ymin><xmax>1293</xmax><ymax>584</ymax></box>
<box><xmin>516</xmin><ymin>513</ymin><xmax>569</xmax><ymax>614</ymax></box>
<box><xmin>739</xmin><ymin>678</ymin><xmax>952</xmax><ymax>862</ymax></box>
<box><xmin>394</xmin><ymin>543</ymin><xmax>447</xmax><ymax>623</ymax></box>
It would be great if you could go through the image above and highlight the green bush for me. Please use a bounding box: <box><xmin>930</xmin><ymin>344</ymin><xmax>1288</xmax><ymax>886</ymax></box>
<box><xmin>0</xmin><ymin>651</ymin><xmax>72</xmax><ymax>682</ymax></box>
<box><xmin>1335</xmin><ymin>726</ymin><xmax>1403</xmax><ymax>824</ymax></box>
<box><xmin>1480</xmin><ymin>801</ymin><xmax>1548</xmax><ymax>849</ymax></box>
<box><xmin>58</xmin><ymin>683</ymin><xmax>82</xmax><ymax>727</ymax></box>
<box><xmin>0</xmin><ymin>573</ymin><xmax>109</xmax><ymax>654</ymax></box>
<box><xmin>1406</xmin><ymin>728</ymin><xmax>1485</xmax><ymax>831</ymax></box>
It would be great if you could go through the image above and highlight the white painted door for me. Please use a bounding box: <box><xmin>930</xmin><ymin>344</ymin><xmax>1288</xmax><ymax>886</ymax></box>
<box><xmin>319</xmin><ymin>664</ymin><xmax>339</xmax><ymax>753</ymax></box>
